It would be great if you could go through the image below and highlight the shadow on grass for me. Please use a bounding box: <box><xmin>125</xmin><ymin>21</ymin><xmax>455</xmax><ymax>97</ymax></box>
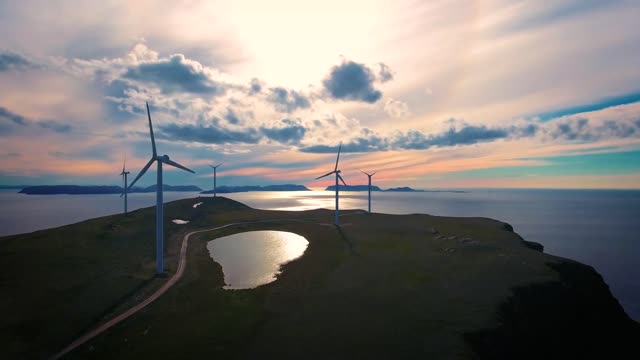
<box><xmin>464</xmin><ymin>261</ymin><xmax>640</xmax><ymax>359</ymax></box>
<box><xmin>335</xmin><ymin>225</ymin><xmax>357</xmax><ymax>256</ymax></box>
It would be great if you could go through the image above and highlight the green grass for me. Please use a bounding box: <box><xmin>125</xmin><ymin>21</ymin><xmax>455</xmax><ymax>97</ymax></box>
<box><xmin>1</xmin><ymin>196</ymin><xmax>637</xmax><ymax>359</ymax></box>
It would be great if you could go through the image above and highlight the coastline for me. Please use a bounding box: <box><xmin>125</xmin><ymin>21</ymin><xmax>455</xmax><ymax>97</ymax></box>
<box><xmin>1</xmin><ymin>196</ymin><xmax>637</xmax><ymax>359</ymax></box>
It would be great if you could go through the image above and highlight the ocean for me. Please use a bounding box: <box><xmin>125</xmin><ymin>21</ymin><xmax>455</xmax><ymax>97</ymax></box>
<box><xmin>1</xmin><ymin>188</ymin><xmax>638</xmax><ymax>320</ymax></box>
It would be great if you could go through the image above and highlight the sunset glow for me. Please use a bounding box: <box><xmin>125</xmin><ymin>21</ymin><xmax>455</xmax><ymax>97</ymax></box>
<box><xmin>1</xmin><ymin>1</ymin><xmax>639</xmax><ymax>189</ymax></box>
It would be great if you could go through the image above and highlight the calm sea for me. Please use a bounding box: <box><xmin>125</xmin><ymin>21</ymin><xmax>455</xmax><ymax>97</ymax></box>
<box><xmin>1</xmin><ymin>188</ymin><xmax>638</xmax><ymax>320</ymax></box>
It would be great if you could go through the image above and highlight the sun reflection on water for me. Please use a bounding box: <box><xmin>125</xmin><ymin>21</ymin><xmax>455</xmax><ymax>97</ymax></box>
<box><xmin>207</xmin><ymin>230</ymin><xmax>309</xmax><ymax>289</ymax></box>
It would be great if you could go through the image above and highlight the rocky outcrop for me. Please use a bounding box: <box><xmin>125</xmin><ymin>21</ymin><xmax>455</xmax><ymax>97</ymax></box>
<box><xmin>465</xmin><ymin>260</ymin><xmax>640</xmax><ymax>359</ymax></box>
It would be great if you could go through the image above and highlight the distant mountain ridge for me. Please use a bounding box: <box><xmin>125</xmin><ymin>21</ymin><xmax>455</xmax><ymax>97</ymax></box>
<box><xmin>325</xmin><ymin>185</ymin><xmax>420</xmax><ymax>192</ymax></box>
<box><xmin>325</xmin><ymin>185</ymin><xmax>383</xmax><ymax>191</ymax></box>
<box><xmin>324</xmin><ymin>185</ymin><xmax>468</xmax><ymax>193</ymax></box>
<box><xmin>201</xmin><ymin>184</ymin><xmax>310</xmax><ymax>194</ymax></box>
<box><xmin>19</xmin><ymin>184</ymin><xmax>202</xmax><ymax>195</ymax></box>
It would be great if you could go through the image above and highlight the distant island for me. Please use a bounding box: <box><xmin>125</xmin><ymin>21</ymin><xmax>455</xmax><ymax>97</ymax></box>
<box><xmin>384</xmin><ymin>186</ymin><xmax>424</xmax><ymax>192</ymax></box>
<box><xmin>325</xmin><ymin>185</ymin><xmax>422</xmax><ymax>192</ymax></box>
<box><xmin>325</xmin><ymin>185</ymin><xmax>468</xmax><ymax>193</ymax></box>
<box><xmin>201</xmin><ymin>184</ymin><xmax>310</xmax><ymax>194</ymax></box>
<box><xmin>325</xmin><ymin>185</ymin><xmax>383</xmax><ymax>191</ymax></box>
<box><xmin>19</xmin><ymin>184</ymin><xmax>202</xmax><ymax>195</ymax></box>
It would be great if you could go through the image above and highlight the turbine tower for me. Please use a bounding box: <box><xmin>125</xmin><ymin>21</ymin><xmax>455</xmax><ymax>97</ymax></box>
<box><xmin>315</xmin><ymin>142</ymin><xmax>347</xmax><ymax>226</ymax></box>
<box><xmin>128</xmin><ymin>102</ymin><xmax>195</xmax><ymax>275</ymax></box>
<box><xmin>209</xmin><ymin>162</ymin><xmax>224</xmax><ymax>197</ymax></box>
<box><xmin>119</xmin><ymin>157</ymin><xmax>130</xmax><ymax>214</ymax></box>
<box><xmin>360</xmin><ymin>170</ymin><xmax>377</xmax><ymax>213</ymax></box>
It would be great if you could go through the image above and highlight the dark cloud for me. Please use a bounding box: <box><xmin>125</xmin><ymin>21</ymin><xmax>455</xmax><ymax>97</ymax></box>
<box><xmin>0</xmin><ymin>51</ymin><xmax>31</xmax><ymax>72</ymax></box>
<box><xmin>158</xmin><ymin>123</ymin><xmax>261</xmax><ymax>144</ymax></box>
<box><xmin>322</xmin><ymin>60</ymin><xmax>382</xmax><ymax>103</ymax></box>
<box><xmin>378</xmin><ymin>63</ymin><xmax>393</xmax><ymax>82</ymax></box>
<box><xmin>37</xmin><ymin>120</ymin><xmax>72</xmax><ymax>133</ymax></box>
<box><xmin>0</xmin><ymin>107</ymin><xmax>27</xmax><ymax>125</ymax></box>
<box><xmin>419</xmin><ymin>124</ymin><xmax>509</xmax><ymax>147</ymax></box>
<box><xmin>267</xmin><ymin>87</ymin><xmax>311</xmax><ymax>113</ymax></box>
<box><xmin>547</xmin><ymin>117</ymin><xmax>639</xmax><ymax>141</ymax></box>
<box><xmin>249</xmin><ymin>78</ymin><xmax>262</xmax><ymax>94</ymax></box>
<box><xmin>123</xmin><ymin>54</ymin><xmax>226</xmax><ymax>95</ymax></box>
<box><xmin>1</xmin><ymin>107</ymin><xmax>76</xmax><ymax>135</ymax></box>
<box><xmin>224</xmin><ymin>108</ymin><xmax>241</xmax><ymax>125</ymax></box>
<box><xmin>103</xmin><ymin>79</ymin><xmax>138</xmax><ymax>98</ymax></box>
<box><xmin>301</xmin><ymin>134</ymin><xmax>389</xmax><ymax>153</ymax></box>
<box><xmin>301</xmin><ymin>122</ymin><xmax>515</xmax><ymax>153</ymax></box>
<box><xmin>260</xmin><ymin>119</ymin><xmax>306</xmax><ymax>145</ymax></box>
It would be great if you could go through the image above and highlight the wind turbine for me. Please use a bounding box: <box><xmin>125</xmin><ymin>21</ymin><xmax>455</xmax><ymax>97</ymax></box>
<box><xmin>315</xmin><ymin>142</ymin><xmax>347</xmax><ymax>226</ymax></box>
<box><xmin>128</xmin><ymin>102</ymin><xmax>195</xmax><ymax>275</ymax></box>
<box><xmin>360</xmin><ymin>170</ymin><xmax>377</xmax><ymax>213</ymax></box>
<box><xmin>208</xmin><ymin>161</ymin><xmax>224</xmax><ymax>197</ymax></box>
<box><xmin>119</xmin><ymin>157</ymin><xmax>130</xmax><ymax>215</ymax></box>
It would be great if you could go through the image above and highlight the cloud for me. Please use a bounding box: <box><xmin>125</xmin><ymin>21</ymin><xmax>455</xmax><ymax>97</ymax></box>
<box><xmin>249</xmin><ymin>78</ymin><xmax>262</xmax><ymax>94</ymax></box>
<box><xmin>322</xmin><ymin>60</ymin><xmax>382</xmax><ymax>103</ymax></box>
<box><xmin>158</xmin><ymin>123</ymin><xmax>261</xmax><ymax>145</ymax></box>
<box><xmin>37</xmin><ymin>120</ymin><xmax>72</xmax><ymax>133</ymax></box>
<box><xmin>300</xmin><ymin>121</ymin><xmax>517</xmax><ymax>153</ymax></box>
<box><xmin>0</xmin><ymin>107</ymin><xmax>75</xmax><ymax>135</ymax></box>
<box><xmin>123</xmin><ymin>54</ymin><xmax>226</xmax><ymax>95</ymax></box>
<box><xmin>378</xmin><ymin>63</ymin><xmax>393</xmax><ymax>82</ymax></box>
<box><xmin>0</xmin><ymin>51</ymin><xmax>31</xmax><ymax>72</ymax></box>
<box><xmin>384</xmin><ymin>98</ymin><xmax>411</xmax><ymax>118</ymax></box>
<box><xmin>266</xmin><ymin>87</ymin><xmax>311</xmax><ymax>113</ymax></box>
<box><xmin>224</xmin><ymin>108</ymin><xmax>241</xmax><ymax>125</ymax></box>
<box><xmin>0</xmin><ymin>106</ymin><xmax>27</xmax><ymax>126</ymax></box>
<box><xmin>0</xmin><ymin>152</ymin><xmax>20</xmax><ymax>159</ymax></box>
<box><xmin>544</xmin><ymin>116</ymin><xmax>639</xmax><ymax>141</ymax></box>
<box><xmin>417</xmin><ymin>123</ymin><xmax>509</xmax><ymax>147</ymax></box>
<box><xmin>260</xmin><ymin>119</ymin><xmax>306</xmax><ymax>145</ymax></box>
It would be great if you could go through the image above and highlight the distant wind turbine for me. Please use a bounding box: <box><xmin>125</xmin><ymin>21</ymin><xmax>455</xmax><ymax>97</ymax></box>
<box><xmin>208</xmin><ymin>161</ymin><xmax>224</xmax><ymax>197</ymax></box>
<box><xmin>128</xmin><ymin>102</ymin><xmax>195</xmax><ymax>275</ymax></box>
<box><xmin>360</xmin><ymin>170</ymin><xmax>377</xmax><ymax>213</ymax></box>
<box><xmin>316</xmin><ymin>142</ymin><xmax>347</xmax><ymax>226</ymax></box>
<box><xmin>119</xmin><ymin>156</ymin><xmax>130</xmax><ymax>215</ymax></box>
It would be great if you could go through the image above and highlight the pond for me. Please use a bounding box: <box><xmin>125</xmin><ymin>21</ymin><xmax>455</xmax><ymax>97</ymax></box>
<box><xmin>206</xmin><ymin>230</ymin><xmax>309</xmax><ymax>289</ymax></box>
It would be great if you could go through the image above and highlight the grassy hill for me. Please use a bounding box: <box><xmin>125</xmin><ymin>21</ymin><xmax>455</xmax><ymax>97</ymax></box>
<box><xmin>1</xmin><ymin>197</ymin><xmax>637</xmax><ymax>359</ymax></box>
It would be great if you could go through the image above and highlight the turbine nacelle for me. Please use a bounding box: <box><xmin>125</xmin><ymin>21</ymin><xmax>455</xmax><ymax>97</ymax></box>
<box><xmin>127</xmin><ymin>102</ymin><xmax>195</xmax><ymax>191</ymax></box>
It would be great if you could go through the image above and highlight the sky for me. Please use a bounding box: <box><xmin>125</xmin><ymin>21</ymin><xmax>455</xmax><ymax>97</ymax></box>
<box><xmin>1</xmin><ymin>0</ymin><xmax>640</xmax><ymax>190</ymax></box>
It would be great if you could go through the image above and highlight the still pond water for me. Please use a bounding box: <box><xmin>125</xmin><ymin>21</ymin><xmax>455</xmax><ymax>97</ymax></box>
<box><xmin>206</xmin><ymin>230</ymin><xmax>309</xmax><ymax>289</ymax></box>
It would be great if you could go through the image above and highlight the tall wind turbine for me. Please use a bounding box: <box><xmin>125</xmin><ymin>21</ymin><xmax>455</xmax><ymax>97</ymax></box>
<box><xmin>360</xmin><ymin>170</ymin><xmax>377</xmax><ymax>213</ymax></box>
<box><xmin>128</xmin><ymin>102</ymin><xmax>195</xmax><ymax>275</ymax></box>
<box><xmin>119</xmin><ymin>157</ymin><xmax>130</xmax><ymax>215</ymax></box>
<box><xmin>209</xmin><ymin>161</ymin><xmax>224</xmax><ymax>197</ymax></box>
<box><xmin>316</xmin><ymin>142</ymin><xmax>347</xmax><ymax>226</ymax></box>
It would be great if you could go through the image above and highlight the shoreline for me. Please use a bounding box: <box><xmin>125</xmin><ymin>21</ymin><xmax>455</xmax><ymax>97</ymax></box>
<box><xmin>1</xmin><ymin>196</ymin><xmax>638</xmax><ymax>359</ymax></box>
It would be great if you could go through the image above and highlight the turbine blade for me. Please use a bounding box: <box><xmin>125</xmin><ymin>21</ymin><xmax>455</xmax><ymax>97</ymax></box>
<box><xmin>215</xmin><ymin>161</ymin><xmax>224</xmax><ymax>168</ymax></box>
<box><xmin>370</xmin><ymin>172</ymin><xmax>377</xmax><ymax>177</ymax></box>
<box><xmin>338</xmin><ymin>174</ymin><xmax>347</xmax><ymax>186</ymax></box>
<box><xmin>161</xmin><ymin>157</ymin><xmax>195</xmax><ymax>174</ymax></box>
<box><xmin>334</xmin><ymin>142</ymin><xmax>342</xmax><ymax>171</ymax></box>
<box><xmin>146</xmin><ymin>102</ymin><xmax>157</xmax><ymax>156</ymax></box>
<box><xmin>315</xmin><ymin>170</ymin><xmax>335</xmax><ymax>180</ymax></box>
<box><xmin>360</xmin><ymin>169</ymin><xmax>371</xmax><ymax>176</ymax></box>
<box><xmin>128</xmin><ymin>158</ymin><xmax>155</xmax><ymax>189</ymax></box>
